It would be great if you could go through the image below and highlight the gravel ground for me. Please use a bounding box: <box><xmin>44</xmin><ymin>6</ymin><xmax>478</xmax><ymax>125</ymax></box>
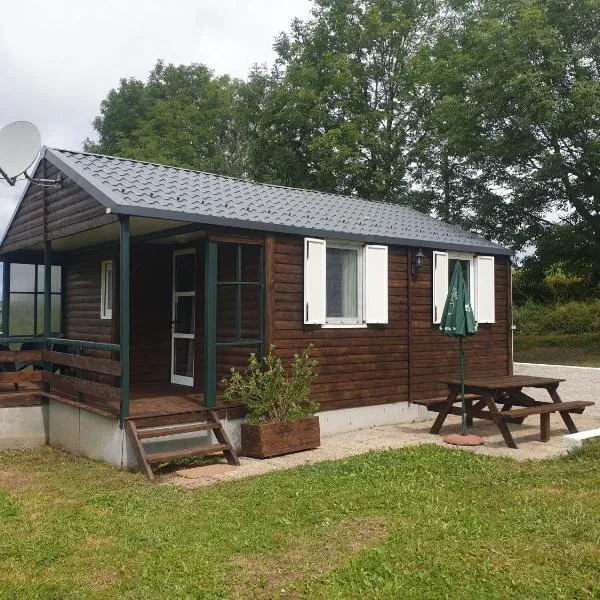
<box><xmin>514</xmin><ymin>362</ymin><xmax>599</xmax><ymax>418</ymax></box>
<box><xmin>164</xmin><ymin>363</ymin><xmax>599</xmax><ymax>488</ymax></box>
<box><xmin>167</xmin><ymin>363</ymin><xmax>599</xmax><ymax>488</ymax></box>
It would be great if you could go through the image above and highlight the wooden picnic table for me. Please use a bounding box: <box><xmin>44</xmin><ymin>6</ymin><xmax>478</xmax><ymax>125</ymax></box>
<box><xmin>427</xmin><ymin>375</ymin><xmax>594</xmax><ymax>449</ymax></box>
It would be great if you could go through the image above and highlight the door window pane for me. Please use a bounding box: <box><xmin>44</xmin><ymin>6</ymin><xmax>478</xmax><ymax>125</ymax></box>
<box><xmin>326</xmin><ymin>248</ymin><xmax>358</xmax><ymax>319</ymax></box>
<box><xmin>174</xmin><ymin>338</ymin><xmax>194</xmax><ymax>378</ymax></box>
<box><xmin>174</xmin><ymin>296</ymin><xmax>195</xmax><ymax>334</ymax></box>
<box><xmin>174</xmin><ymin>253</ymin><xmax>196</xmax><ymax>292</ymax></box>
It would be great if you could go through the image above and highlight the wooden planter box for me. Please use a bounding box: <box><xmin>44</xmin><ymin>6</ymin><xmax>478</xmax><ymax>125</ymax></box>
<box><xmin>241</xmin><ymin>415</ymin><xmax>320</xmax><ymax>458</ymax></box>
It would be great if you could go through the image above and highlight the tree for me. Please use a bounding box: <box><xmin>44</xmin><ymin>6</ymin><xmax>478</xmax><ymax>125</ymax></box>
<box><xmin>249</xmin><ymin>0</ymin><xmax>443</xmax><ymax>204</ymax></box>
<box><xmin>85</xmin><ymin>61</ymin><xmax>247</xmax><ymax>176</ymax></box>
<box><xmin>427</xmin><ymin>0</ymin><xmax>600</xmax><ymax>280</ymax></box>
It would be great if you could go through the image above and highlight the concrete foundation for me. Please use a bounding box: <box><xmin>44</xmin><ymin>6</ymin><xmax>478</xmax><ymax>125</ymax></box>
<box><xmin>318</xmin><ymin>401</ymin><xmax>428</xmax><ymax>437</ymax></box>
<box><xmin>0</xmin><ymin>405</ymin><xmax>48</xmax><ymax>449</ymax></box>
<box><xmin>1</xmin><ymin>398</ymin><xmax>430</xmax><ymax>470</ymax></box>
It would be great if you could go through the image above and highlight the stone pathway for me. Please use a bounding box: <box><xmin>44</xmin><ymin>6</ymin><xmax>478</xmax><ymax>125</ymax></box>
<box><xmin>514</xmin><ymin>362</ymin><xmax>599</xmax><ymax>418</ymax></box>
<box><xmin>164</xmin><ymin>363</ymin><xmax>599</xmax><ymax>489</ymax></box>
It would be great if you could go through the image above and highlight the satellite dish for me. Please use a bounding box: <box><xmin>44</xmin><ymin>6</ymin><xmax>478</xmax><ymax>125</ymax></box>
<box><xmin>0</xmin><ymin>121</ymin><xmax>41</xmax><ymax>182</ymax></box>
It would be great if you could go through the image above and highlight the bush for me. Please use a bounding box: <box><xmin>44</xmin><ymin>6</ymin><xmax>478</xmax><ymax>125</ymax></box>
<box><xmin>513</xmin><ymin>300</ymin><xmax>600</xmax><ymax>335</ymax></box>
<box><xmin>222</xmin><ymin>345</ymin><xmax>319</xmax><ymax>424</ymax></box>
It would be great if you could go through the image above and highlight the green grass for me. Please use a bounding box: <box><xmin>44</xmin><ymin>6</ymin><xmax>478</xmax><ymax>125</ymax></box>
<box><xmin>1</xmin><ymin>446</ymin><xmax>600</xmax><ymax>599</ymax></box>
<box><xmin>514</xmin><ymin>333</ymin><xmax>600</xmax><ymax>367</ymax></box>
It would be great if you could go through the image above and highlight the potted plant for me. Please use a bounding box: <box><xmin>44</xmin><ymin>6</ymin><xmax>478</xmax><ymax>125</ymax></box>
<box><xmin>222</xmin><ymin>345</ymin><xmax>320</xmax><ymax>458</ymax></box>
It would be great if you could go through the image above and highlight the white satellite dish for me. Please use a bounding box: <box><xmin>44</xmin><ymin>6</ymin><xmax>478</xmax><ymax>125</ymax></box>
<box><xmin>0</xmin><ymin>121</ymin><xmax>42</xmax><ymax>183</ymax></box>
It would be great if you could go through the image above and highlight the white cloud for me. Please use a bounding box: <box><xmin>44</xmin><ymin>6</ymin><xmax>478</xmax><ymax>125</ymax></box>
<box><xmin>0</xmin><ymin>0</ymin><xmax>312</xmax><ymax>233</ymax></box>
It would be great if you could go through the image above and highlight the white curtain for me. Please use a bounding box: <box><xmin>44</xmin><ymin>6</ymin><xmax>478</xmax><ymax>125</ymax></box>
<box><xmin>341</xmin><ymin>250</ymin><xmax>357</xmax><ymax>318</ymax></box>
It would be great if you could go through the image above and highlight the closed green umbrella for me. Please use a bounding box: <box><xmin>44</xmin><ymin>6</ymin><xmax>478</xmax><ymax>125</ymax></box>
<box><xmin>440</xmin><ymin>262</ymin><xmax>478</xmax><ymax>438</ymax></box>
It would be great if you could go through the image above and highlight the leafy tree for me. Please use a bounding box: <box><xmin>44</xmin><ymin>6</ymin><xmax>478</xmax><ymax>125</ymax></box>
<box><xmin>427</xmin><ymin>0</ymin><xmax>600</xmax><ymax>278</ymax></box>
<box><xmin>249</xmin><ymin>0</ymin><xmax>443</xmax><ymax>204</ymax></box>
<box><xmin>85</xmin><ymin>61</ymin><xmax>247</xmax><ymax>176</ymax></box>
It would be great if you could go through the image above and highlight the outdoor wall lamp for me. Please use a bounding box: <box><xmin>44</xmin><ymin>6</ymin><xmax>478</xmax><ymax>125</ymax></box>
<box><xmin>411</xmin><ymin>248</ymin><xmax>425</xmax><ymax>277</ymax></box>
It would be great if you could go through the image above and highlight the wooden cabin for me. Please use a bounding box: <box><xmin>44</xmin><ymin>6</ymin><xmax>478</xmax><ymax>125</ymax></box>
<box><xmin>0</xmin><ymin>148</ymin><xmax>513</xmax><ymax>472</ymax></box>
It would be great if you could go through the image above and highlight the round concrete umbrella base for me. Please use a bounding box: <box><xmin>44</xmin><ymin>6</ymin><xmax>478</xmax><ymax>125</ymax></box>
<box><xmin>443</xmin><ymin>433</ymin><xmax>484</xmax><ymax>446</ymax></box>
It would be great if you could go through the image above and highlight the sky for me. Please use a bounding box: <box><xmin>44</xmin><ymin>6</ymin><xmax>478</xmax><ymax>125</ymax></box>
<box><xmin>0</xmin><ymin>0</ymin><xmax>313</xmax><ymax>233</ymax></box>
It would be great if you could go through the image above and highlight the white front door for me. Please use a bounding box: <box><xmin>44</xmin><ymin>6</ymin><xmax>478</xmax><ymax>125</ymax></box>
<box><xmin>171</xmin><ymin>249</ymin><xmax>196</xmax><ymax>386</ymax></box>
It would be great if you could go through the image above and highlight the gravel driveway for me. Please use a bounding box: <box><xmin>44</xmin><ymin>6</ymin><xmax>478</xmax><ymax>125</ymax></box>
<box><xmin>514</xmin><ymin>362</ymin><xmax>599</xmax><ymax>418</ymax></box>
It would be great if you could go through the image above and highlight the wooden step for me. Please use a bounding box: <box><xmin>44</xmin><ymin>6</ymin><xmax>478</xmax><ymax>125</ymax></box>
<box><xmin>125</xmin><ymin>411</ymin><xmax>240</xmax><ymax>480</ymax></box>
<box><xmin>145</xmin><ymin>444</ymin><xmax>231</xmax><ymax>464</ymax></box>
<box><xmin>137</xmin><ymin>422</ymin><xmax>220</xmax><ymax>439</ymax></box>
<box><xmin>129</xmin><ymin>411</ymin><xmax>213</xmax><ymax>428</ymax></box>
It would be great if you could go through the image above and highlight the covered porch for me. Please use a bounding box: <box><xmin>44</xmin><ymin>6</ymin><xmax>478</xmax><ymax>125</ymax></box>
<box><xmin>0</xmin><ymin>214</ymin><xmax>268</xmax><ymax>426</ymax></box>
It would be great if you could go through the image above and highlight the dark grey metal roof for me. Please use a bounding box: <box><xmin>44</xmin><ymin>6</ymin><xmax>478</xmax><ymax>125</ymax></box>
<box><xmin>46</xmin><ymin>147</ymin><xmax>512</xmax><ymax>255</ymax></box>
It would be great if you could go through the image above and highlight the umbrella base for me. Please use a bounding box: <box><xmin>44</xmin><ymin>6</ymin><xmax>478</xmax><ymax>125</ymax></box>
<box><xmin>444</xmin><ymin>433</ymin><xmax>484</xmax><ymax>446</ymax></box>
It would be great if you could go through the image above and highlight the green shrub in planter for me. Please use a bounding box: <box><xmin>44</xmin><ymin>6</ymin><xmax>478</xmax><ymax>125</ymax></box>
<box><xmin>222</xmin><ymin>345</ymin><xmax>319</xmax><ymax>424</ymax></box>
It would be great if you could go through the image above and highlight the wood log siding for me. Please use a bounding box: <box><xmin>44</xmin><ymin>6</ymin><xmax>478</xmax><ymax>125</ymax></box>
<box><xmin>269</xmin><ymin>236</ymin><xmax>510</xmax><ymax>412</ymax></box>
<box><xmin>1</xmin><ymin>161</ymin><xmax>117</xmax><ymax>253</ymax></box>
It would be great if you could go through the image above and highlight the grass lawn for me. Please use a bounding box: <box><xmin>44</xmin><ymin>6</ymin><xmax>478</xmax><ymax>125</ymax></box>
<box><xmin>514</xmin><ymin>333</ymin><xmax>600</xmax><ymax>367</ymax></box>
<box><xmin>2</xmin><ymin>445</ymin><xmax>600</xmax><ymax>599</ymax></box>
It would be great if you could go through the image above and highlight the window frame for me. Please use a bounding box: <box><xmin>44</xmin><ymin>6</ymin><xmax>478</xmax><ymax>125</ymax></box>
<box><xmin>100</xmin><ymin>260</ymin><xmax>113</xmax><ymax>320</ymax></box>
<box><xmin>323</xmin><ymin>240</ymin><xmax>365</xmax><ymax>328</ymax></box>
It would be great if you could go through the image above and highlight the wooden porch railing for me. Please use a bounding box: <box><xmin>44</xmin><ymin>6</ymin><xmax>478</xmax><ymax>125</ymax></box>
<box><xmin>0</xmin><ymin>338</ymin><xmax>125</xmax><ymax>422</ymax></box>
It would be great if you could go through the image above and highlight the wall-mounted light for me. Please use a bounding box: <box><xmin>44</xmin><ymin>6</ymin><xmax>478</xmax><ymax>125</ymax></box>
<box><xmin>411</xmin><ymin>248</ymin><xmax>425</xmax><ymax>277</ymax></box>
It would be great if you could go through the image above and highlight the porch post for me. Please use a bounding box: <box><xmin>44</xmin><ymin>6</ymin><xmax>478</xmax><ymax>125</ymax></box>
<box><xmin>2</xmin><ymin>260</ymin><xmax>9</xmax><ymax>336</ymax></box>
<box><xmin>204</xmin><ymin>239</ymin><xmax>217</xmax><ymax>408</ymax></box>
<box><xmin>44</xmin><ymin>241</ymin><xmax>52</xmax><ymax>338</ymax></box>
<box><xmin>119</xmin><ymin>216</ymin><xmax>130</xmax><ymax>427</ymax></box>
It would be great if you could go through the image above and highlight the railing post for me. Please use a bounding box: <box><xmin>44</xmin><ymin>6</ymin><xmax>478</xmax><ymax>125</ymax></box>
<box><xmin>2</xmin><ymin>260</ymin><xmax>9</xmax><ymax>336</ymax></box>
<box><xmin>119</xmin><ymin>216</ymin><xmax>130</xmax><ymax>427</ymax></box>
<box><xmin>43</xmin><ymin>241</ymin><xmax>52</xmax><ymax>392</ymax></box>
<box><xmin>204</xmin><ymin>240</ymin><xmax>217</xmax><ymax>408</ymax></box>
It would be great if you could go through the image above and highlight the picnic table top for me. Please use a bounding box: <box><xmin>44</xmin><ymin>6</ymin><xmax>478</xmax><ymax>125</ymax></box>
<box><xmin>442</xmin><ymin>375</ymin><xmax>566</xmax><ymax>391</ymax></box>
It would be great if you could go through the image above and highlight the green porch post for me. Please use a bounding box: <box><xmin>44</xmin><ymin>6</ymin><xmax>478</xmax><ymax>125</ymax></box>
<box><xmin>119</xmin><ymin>216</ymin><xmax>130</xmax><ymax>427</ymax></box>
<box><xmin>2</xmin><ymin>261</ymin><xmax>9</xmax><ymax>336</ymax></box>
<box><xmin>43</xmin><ymin>242</ymin><xmax>52</xmax><ymax>391</ymax></box>
<box><xmin>44</xmin><ymin>241</ymin><xmax>52</xmax><ymax>338</ymax></box>
<box><xmin>204</xmin><ymin>239</ymin><xmax>217</xmax><ymax>408</ymax></box>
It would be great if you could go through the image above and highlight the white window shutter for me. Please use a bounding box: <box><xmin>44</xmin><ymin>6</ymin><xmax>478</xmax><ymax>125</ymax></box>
<box><xmin>475</xmin><ymin>256</ymin><xmax>495</xmax><ymax>323</ymax></box>
<box><xmin>304</xmin><ymin>238</ymin><xmax>326</xmax><ymax>324</ymax></box>
<box><xmin>433</xmin><ymin>251</ymin><xmax>449</xmax><ymax>324</ymax></box>
<box><xmin>365</xmin><ymin>244</ymin><xmax>388</xmax><ymax>324</ymax></box>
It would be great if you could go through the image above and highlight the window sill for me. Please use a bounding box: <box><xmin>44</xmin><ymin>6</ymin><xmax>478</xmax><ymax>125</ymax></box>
<box><xmin>322</xmin><ymin>323</ymin><xmax>368</xmax><ymax>329</ymax></box>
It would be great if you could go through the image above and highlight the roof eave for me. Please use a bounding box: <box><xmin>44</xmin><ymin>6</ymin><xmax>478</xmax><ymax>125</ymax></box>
<box><xmin>114</xmin><ymin>203</ymin><xmax>514</xmax><ymax>256</ymax></box>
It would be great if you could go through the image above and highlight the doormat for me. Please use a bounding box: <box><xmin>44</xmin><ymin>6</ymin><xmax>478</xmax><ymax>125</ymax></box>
<box><xmin>175</xmin><ymin>464</ymin><xmax>237</xmax><ymax>479</ymax></box>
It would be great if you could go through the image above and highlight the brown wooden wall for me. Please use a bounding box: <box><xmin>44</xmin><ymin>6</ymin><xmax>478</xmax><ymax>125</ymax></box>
<box><xmin>62</xmin><ymin>249</ymin><xmax>115</xmax><ymax>345</ymax></box>
<box><xmin>1</xmin><ymin>159</ymin><xmax>117</xmax><ymax>254</ymax></box>
<box><xmin>409</xmin><ymin>251</ymin><xmax>511</xmax><ymax>401</ymax></box>
<box><xmin>269</xmin><ymin>235</ymin><xmax>511</xmax><ymax>412</ymax></box>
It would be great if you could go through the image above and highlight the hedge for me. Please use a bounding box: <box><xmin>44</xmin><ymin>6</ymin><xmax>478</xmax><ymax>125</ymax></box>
<box><xmin>513</xmin><ymin>300</ymin><xmax>600</xmax><ymax>336</ymax></box>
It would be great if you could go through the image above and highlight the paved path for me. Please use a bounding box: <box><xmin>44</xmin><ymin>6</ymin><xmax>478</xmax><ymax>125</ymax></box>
<box><xmin>514</xmin><ymin>362</ymin><xmax>599</xmax><ymax>418</ymax></box>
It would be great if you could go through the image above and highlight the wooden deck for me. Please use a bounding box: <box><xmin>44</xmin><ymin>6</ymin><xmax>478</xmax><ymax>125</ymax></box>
<box><xmin>85</xmin><ymin>384</ymin><xmax>246</xmax><ymax>421</ymax></box>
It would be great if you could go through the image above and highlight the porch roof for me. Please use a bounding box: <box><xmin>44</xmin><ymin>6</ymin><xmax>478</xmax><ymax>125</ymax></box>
<box><xmin>37</xmin><ymin>147</ymin><xmax>511</xmax><ymax>255</ymax></box>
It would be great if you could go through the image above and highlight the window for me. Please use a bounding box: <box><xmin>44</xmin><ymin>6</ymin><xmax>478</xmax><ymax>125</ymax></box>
<box><xmin>8</xmin><ymin>263</ymin><xmax>62</xmax><ymax>335</ymax></box>
<box><xmin>326</xmin><ymin>244</ymin><xmax>362</xmax><ymax>324</ymax></box>
<box><xmin>101</xmin><ymin>261</ymin><xmax>113</xmax><ymax>320</ymax></box>
<box><xmin>304</xmin><ymin>238</ymin><xmax>388</xmax><ymax>326</ymax></box>
<box><xmin>433</xmin><ymin>251</ymin><xmax>495</xmax><ymax>324</ymax></box>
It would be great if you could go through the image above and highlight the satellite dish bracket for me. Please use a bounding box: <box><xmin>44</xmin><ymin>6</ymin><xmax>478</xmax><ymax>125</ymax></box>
<box><xmin>23</xmin><ymin>170</ymin><xmax>63</xmax><ymax>189</ymax></box>
<box><xmin>0</xmin><ymin>165</ymin><xmax>62</xmax><ymax>189</ymax></box>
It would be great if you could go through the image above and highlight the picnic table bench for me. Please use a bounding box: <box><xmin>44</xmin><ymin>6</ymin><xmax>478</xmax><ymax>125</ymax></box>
<box><xmin>413</xmin><ymin>375</ymin><xmax>594</xmax><ymax>449</ymax></box>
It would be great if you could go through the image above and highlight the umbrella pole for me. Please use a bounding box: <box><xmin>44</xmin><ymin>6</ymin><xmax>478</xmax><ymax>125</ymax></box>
<box><xmin>460</xmin><ymin>336</ymin><xmax>466</xmax><ymax>436</ymax></box>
